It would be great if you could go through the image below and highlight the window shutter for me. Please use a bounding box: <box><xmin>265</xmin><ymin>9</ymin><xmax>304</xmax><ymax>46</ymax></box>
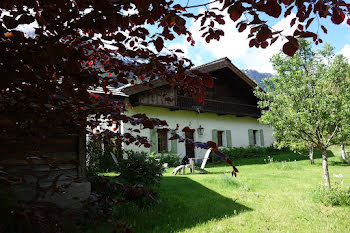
<box><xmin>260</xmin><ymin>129</ymin><xmax>264</xmax><ymax>147</ymax></box>
<box><xmin>248</xmin><ymin>129</ymin><xmax>254</xmax><ymax>146</ymax></box>
<box><xmin>150</xmin><ymin>129</ymin><xmax>157</xmax><ymax>153</ymax></box>
<box><xmin>226</xmin><ymin>130</ymin><xmax>232</xmax><ymax>148</ymax></box>
<box><xmin>170</xmin><ymin>131</ymin><xmax>177</xmax><ymax>154</ymax></box>
<box><xmin>212</xmin><ymin>129</ymin><xmax>218</xmax><ymax>144</ymax></box>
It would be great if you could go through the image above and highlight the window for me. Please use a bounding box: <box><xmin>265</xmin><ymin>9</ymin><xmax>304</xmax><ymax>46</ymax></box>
<box><xmin>253</xmin><ymin>130</ymin><xmax>258</xmax><ymax>145</ymax></box>
<box><xmin>157</xmin><ymin>133</ymin><xmax>168</xmax><ymax>153</ymax></box>
<box><xmin>217</xmin><ymin>131</ymin><xmax>224</xmax><ymax>147</ymax></box>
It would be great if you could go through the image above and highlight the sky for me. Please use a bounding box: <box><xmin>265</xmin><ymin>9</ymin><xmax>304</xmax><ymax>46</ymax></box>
<box><xmin>165</xmin><ymin>0</ymin><xmax>350</xmax><ymax>74</ymax></box>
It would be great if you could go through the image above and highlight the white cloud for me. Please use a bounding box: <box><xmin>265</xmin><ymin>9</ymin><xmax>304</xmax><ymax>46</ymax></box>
<box><xmin>339</xmin><ymin>44</ymin><xmax>350</xmax><ymax>61</ymax></box>
<box><xmin>15</xmin><ymin>21</ymin><xmax>38</xmax><ymax>38</ymax></box>
<box><xmin>167</xmin><ymin>40</ymin><xmax>189</xmax><ymax>58</ymax></box>
<box><xmin>185</xmin><ymin>10</ymin><xmax>298</xmax><ymax>73</ymax></box>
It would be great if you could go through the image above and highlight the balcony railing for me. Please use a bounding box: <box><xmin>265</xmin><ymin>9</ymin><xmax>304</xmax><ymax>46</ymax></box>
<box><xmin>178</xmin><ymin>96</ymin><xmax>261</xmax><ymax>117</ymax></box>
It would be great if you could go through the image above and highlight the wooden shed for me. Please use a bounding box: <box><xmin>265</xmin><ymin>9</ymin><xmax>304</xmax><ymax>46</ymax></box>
<box><xmin>0</xmin><ymin>132</ymin><xmax>91</xmax><ymax>208</ymax></box>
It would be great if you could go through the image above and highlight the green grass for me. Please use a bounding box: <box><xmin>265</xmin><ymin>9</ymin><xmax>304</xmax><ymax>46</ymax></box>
<box><xmin>95</xmin><ymin>146</ymin><xmax>350</xmax><ymax>233</ymax></box>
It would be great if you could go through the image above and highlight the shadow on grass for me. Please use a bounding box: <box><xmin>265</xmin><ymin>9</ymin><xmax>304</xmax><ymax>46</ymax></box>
<box><xmin>328</xmin><ymin>159</ymin><xmax>350</xmax><ymax>166</ymax></box>
<box><xmin>123</xmin><ymin>176</ymin><xmax>251</xmax><ymax>233</ymax></box>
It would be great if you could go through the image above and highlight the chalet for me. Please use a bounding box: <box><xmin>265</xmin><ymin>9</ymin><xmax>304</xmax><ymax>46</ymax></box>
<box><xmin>118</xmin><ymin>57</ymin><xmax>274</xmax><ymax>160</ymax></box>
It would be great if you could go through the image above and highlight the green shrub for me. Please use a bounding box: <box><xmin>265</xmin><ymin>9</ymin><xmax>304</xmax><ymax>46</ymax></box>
<box><xmin>151</xmin><ymin>152</ymin><xmax>181</xmax><ymax>167</ymax></box>
<box><xmin>312</xmin><ymin>180</ymin><xmax>350</xmax><ymax>206</ymax></box>
<box><xmin>219</xmin><ymin>145</ymin><xmax>285</xmax><ymax>160</ymax></box>
<box><xmin>117</xmin><ymin>151</ymin><xmax>164</xmax><ymax>187</ymax></box>
<box><xmin>86</xmin><ymin>137</ymin><xmax>117</xmax><ymax>175</ymax></box>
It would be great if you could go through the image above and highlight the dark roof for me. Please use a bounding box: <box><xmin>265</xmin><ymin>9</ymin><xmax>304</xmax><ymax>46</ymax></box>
<box><xmin>193</xmin><ymin>57</ymin><xmax>258</xmax><ymax>89</ymax></box>
<box><xmin>122</xmin><ymin>79</ymin><xmax>168</xmax><ymax>96</ymax></box>
<box><xmin>105</xmin><ymin>57</ymin><xmax>260</xmax><ymax>96</ymax></box>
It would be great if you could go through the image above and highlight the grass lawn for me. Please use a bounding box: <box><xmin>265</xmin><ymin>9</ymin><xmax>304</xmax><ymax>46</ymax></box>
<box><xmin>96</xmin><ymin>146</ymin><xmax>350</xmax><ymax>233</ymax></box>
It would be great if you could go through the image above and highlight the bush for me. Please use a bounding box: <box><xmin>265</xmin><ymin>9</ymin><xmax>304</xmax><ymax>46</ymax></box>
<box><xmin>219</xmin><ymin>145</ymin><xmax>285</xmax><ymax>160</ymax></box>
<box><xmin>151</xmin><ymin>152</ymin><xmax>181</xmax><ymax>167</ymax></box>
<box><xmin>117</xmin><ymin>151</ymin><xmax>164</xmax><ymax>187</ymax></box>
<box><xmin>86</xmin><ymin>137</ymin><xmax>117</xmax><ymax>176</ymax></box>
<box><xmin>312</xmin><ymin>180</ymin><xmax>350</xmax><ymax>206</ymax></box>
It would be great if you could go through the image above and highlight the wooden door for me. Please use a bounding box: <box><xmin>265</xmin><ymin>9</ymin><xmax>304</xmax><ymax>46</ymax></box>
<box><xmin>185</xmin><ymin>131</ymin><xmax>195</xmax><ymax>158</ymax></box>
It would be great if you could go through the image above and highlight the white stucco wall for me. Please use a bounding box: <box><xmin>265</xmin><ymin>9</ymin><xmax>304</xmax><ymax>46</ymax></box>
<box><xmin>121</xmin><ymin>105</ymin><xmax>274</xmax><ymax>160</ymax></box>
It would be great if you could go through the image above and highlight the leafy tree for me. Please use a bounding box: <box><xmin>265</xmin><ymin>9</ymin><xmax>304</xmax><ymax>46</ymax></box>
<box><xmin>1</xmin><ymin>1</ymin><xmax>349</xmax><ymax>140</ymax></box>
<box><xmin>255</xmin><ymin>40</ymin><xmax>350</xmax><ymax>188</ymax></box>
<box><xmin>0</xmin><ymin>1</ymin><xmax>349</xmax><ymax>175</ymax></box>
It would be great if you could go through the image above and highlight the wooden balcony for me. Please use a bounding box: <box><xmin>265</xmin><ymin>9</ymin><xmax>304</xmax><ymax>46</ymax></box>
<box><xmin>178</xmin><ymin>96</ymin><xmax>261</xmax><ymax>118</ymax></box>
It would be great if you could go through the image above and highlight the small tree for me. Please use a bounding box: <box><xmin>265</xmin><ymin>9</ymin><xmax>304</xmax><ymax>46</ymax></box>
<box><xmin>255</xmin><ymin>40</ymin><xmax>350</xmax><ymax>188</ymax></box>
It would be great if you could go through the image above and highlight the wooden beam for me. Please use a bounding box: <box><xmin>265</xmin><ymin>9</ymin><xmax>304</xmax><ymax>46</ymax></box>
<box><xmin>78</xmin><ymin>131</ymin><xmax>86</xmax><ymax>179</ymax></box>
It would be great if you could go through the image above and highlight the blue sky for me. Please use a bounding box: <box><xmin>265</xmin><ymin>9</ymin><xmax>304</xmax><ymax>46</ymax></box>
<box><xmin>165</xmin><ymin>1</ymin><xmax>350</xmax><ymax>73</ymax></box>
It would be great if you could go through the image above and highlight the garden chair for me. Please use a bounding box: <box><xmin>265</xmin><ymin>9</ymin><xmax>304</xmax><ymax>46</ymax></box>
<box><xmin>172</xmin><ymin>148</ymin><xmax>212</xmax><ymax>175</ymax></box>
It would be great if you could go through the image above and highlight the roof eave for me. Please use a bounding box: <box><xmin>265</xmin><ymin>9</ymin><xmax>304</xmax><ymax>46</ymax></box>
<box><xmin>193</xmin><ymin>57</ymin><xmax>259</xmax><ymax>90</ymax></box>
<box><xmin>122</xmin><ymin>79</ymin><xmax>168</xmax><ymax>95</ymax></box>
<box><xmin>122</xmin><ymin>57</ymin><xmax>263</xmax><ymax>95</ymax></box>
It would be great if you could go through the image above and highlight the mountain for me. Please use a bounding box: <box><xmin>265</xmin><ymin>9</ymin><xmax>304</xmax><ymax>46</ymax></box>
<box><xmin>243</xmin><ymin>69</ymin><xmax>272</xmax><ymax>88</ymax></box>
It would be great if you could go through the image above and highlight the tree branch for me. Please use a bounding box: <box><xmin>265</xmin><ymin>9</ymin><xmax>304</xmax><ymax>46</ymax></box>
<box><xmin>184</xmin><ymin>0</ymin><xmax>220</xmax><ymax>9</ymax></box>
<box><xmin>325</xmin><ymin>125</ymin><xmax>338</xmax><ymax>147</ymax></box>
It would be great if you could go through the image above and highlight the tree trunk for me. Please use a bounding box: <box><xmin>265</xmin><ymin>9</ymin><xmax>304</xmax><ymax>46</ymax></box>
<box><xmin>309</xmin><ymin>144</ymin><xmax>314</xmax><ymax>164</ymax></box>
<box><xmin>341</xmin><ymin>143</ymin><xmax>347</xmax><ymax>162</ymax></box>
<box><xmin>321</xmin><ymin>148</ymin><xmax>331</xmax><ymax>188</ymax></box>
